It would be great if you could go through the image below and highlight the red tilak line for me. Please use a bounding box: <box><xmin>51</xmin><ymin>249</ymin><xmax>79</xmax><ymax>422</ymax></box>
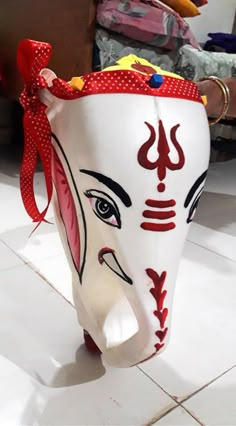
<box><xmin>145</xmin><ymin>199</ymin><xmax>176</xmax><ymax>208</ymax></box>
<box><xmin>141</xmin><ymin>222</ymin><xmax>176</xmax><ymax>232</ymax></box>
<box><xmin>142</xmin><ymin>210</ymin><xmax>176</xmax><ymax>220</ymax></box>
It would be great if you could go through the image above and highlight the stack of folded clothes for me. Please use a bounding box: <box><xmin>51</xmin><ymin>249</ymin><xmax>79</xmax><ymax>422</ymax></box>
<box><xmin>93</xmin><ymin>0</ymin><xmax>208</xmax><ymax>72</ymax></box>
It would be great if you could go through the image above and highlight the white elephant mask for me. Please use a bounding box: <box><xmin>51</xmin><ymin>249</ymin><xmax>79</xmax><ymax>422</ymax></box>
<box><xmin>17</xmin><ymin>40</ymin><xmax>210</xmax><ymax>367</ymax></box>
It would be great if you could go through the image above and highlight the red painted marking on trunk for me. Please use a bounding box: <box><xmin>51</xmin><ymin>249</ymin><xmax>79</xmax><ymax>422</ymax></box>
<box><xmin>155</xmin><ymin>308</ymin><xmax>168</xmax><ymax>329</ymax></box>
<box><xmin>145</xmin><ymin>199</ymin><xmax>176</xmax><ymax>208</ymax></box>
<box><xmin>145</xmin><ymin>268</ymin><xmax>169</xmax><ymax>360</ymax></box>
<box><xmin>142</xmin><ymin>210</ymin><xmax>176</xmax><ymax>220</ymax></box>
<box><xmin>156</xmin><ymin>327</ymin><xmax>168</xmax><ymax>342</ymax></box>
<box><xmin>141</xmin><ymin>222</ymin><xmax>175</xmax><ymax>232</ymax></box>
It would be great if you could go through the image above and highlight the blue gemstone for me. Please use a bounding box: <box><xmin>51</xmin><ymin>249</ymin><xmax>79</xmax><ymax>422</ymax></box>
<box><xmin>149</xmin><ymin>74</ymin><xmax>164</xmax><ymax>88</ymax></box>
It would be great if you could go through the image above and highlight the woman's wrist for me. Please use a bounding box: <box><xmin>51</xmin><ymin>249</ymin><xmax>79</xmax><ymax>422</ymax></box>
<box><xmin>197</xmin><ymin>77</ymin><xmax>231</xmax><ymax>125</ymax></box>
<box><xmin>224</xmin><ymin>77</ymin><xmax>236</xmax><ymax>118</ymax></box>
<box><xmin>197</xmin><ymin>79</ymin><xmax>222</xmax><ymax>117</ymax></box>
<box><xmin>197</xmin><ymin>77</ymin><xmax>236</xmax><ymax>120</ymax></box>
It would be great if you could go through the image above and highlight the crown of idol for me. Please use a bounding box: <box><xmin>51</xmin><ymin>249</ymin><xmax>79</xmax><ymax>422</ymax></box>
<box><xmin>17</xmin><ymin>39</ymin><xmax>204</xmax><ymax>104</ymax></box>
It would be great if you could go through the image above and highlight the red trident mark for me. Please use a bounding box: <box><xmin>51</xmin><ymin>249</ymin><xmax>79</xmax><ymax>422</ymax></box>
<box><xmin>137</xmin><ymin>120</ymin><xmax>185</xmax><ymax>192</ymax></box>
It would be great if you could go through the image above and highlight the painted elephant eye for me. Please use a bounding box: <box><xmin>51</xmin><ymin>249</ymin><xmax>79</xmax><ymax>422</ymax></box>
<box><xmin>84</xmin><ymin>190</ymin><xmax>121</xmax><ymax>228</ymax></box>
<box><xmin>187</xmin><ymin>189</ymin><xmax>203</xmax><ymax>224</ymax></box>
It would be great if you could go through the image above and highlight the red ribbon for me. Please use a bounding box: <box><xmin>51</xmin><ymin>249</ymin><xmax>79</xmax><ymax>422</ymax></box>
<box><xmin>17</xmin><ymin>39</ymin><xmax>53</xmax><ymax>226</ymax></box>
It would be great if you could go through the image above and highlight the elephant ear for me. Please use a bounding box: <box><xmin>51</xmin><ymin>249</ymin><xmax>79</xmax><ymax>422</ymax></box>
<box><xmin>52</xmin><ymin>144</ymin><xmax>86</xmax><ymax>283</ymax></box>
<box><xmin>39</xmin><ymin>68</ymin><xmax>57</xmax><ymax>106</ymax></box>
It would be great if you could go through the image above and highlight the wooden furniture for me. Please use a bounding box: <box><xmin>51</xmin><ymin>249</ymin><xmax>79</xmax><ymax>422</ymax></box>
<box><xmin>0</xmin><ymin>0</ymin><xmax>97</xmax><ymax>145</ymax></box>
<box><xmin>0</xmin><ymin>0</ymin><xmax>97</xmax><ymax>98</ymax></box>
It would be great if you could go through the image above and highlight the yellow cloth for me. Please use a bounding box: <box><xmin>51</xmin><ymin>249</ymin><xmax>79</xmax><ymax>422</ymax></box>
<box><xmin>69</xmin><ymin>55</ymin><xmax>183</xmax><ymax>92</ymax></box>
<box><xmin>69</xmin><ymin>55</ymin><xmax>206</xmax><ymax>105</ymax></box>
<box><xmin>104</xmin><ymin>55</ymin><xmax>183</xmax><ymax>79</ymax></box>
<box><xmin>160</xmin><ymin>0</ymin><xmax>200</xmax><ymax>17</ymax></box>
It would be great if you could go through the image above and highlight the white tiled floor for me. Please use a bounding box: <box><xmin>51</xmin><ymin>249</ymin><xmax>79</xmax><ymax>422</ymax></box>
<box><xmin>0</xmin><ymin>149</ymin><xmax>236</xmax><ymax>425</ymax></box>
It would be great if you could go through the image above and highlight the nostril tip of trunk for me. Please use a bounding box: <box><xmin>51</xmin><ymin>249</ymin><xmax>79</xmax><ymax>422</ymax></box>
<box><xmin>83</xmin><ymin>330</ymin><xmax>101</xmax><ymax>354</ymax></box>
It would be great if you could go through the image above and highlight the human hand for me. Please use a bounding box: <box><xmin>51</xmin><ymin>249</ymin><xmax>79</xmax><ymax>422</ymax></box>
<box><xmin>196</xmin><ymin>79</ymin><xmax>224</xmax><ymax>118</ymax></box>
<box><xmin>196</xmin><ymin>77</ymin><xmax>236</xmax><ymax>119</ymax></box>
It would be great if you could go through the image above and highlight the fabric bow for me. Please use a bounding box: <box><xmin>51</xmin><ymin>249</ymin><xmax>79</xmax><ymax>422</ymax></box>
<box><xmin>17</xmin><ymin>39</ymin><xmax>53</xmax><ymax>228</ymax></box>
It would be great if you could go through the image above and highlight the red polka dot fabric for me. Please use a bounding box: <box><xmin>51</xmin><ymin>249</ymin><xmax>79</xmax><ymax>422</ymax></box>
<box><xmin>17</xmin><ymin>39</ymin><xmax>203</xmax><ymax>227</ymax></box>
<box><xmin>17</xmin><ymin>40</ymin><xmax>53</xmax><ymax>226</ymax></box>
<box><xmin>50</xmin><ymin>70</ymin><xmax>202</xmax><ymax>104</ymax></box>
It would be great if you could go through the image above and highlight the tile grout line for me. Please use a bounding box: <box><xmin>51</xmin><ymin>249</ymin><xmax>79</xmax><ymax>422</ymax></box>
<box><xmin>0</xmin><ymin>238</ymin><xmax>40</xmax><ymax>266</ymax></box>
<box><xmin>143</xmin><ymin>392</ymin><xmax>204</xmax><ymax>426</ymax></box>
<box><xmin>0</xmin><ymin>239</ymin><xmax>28</xmax><ymax>263</ymax></box>
<box><xmin>137</xmin><ymin>365</ymin><xmax>178</xmax><ymax>403</ymax></box>
<box><xmin>139</xmin><ymin>363</ymin><xmax>236</xmax><ymax>425</ymax></box>
<box><xmin>179</xmin><ymin>363</ymin><xmax>236</xmax><ymax>405</ymax></box>
<box><xmin>28</xmin><ymin>261</ymin><xmax>76</xmax><ymax>309</ymax></box>
<box><xmin>0</xmin><ymin>262</ymin><xmax>26</xmax><ymax>273</ymax></box>
<box><xmin>147</xmin><ymin>404</ymin><xmax>204</xmax><ymax>426</ymax></box>
<box><xmin>144</xmin><ymin>405</ymin><xmax>179</xmax><ymax>426</ymax></box>
<box><xmin>186</xmin><ymin>237</ymin><xmax>236</xmax><ymax>265</ymax></box>
<box><xmin>178</xmin><ymin>405</ymin><xmax>205</xmax><ymax>426</ymax></box>
<box><xmin>137</xmin><ymin>365</ymin><xmax>183</xmax><ymax>426</ymax></box>
<box><xmin>0</xmin><ymin>239</ymin><xmax>75</xmax><ymax>309</ymax></box>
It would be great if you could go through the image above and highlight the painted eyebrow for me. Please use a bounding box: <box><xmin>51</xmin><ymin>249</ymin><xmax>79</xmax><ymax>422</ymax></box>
<box><xmin>80</xmin><ymin>169</ymin><xmax>132</xmax><ymax>207</ymax></box>
<box><xmin>184</xmin><ymin>170</ymin><xmax>208</xmax><ymax>208</ymax></box>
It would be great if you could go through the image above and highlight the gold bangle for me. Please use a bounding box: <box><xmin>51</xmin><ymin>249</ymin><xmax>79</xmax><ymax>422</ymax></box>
<box><xmin>199</xmin><ymin>76</ymin><xmax>230</xmax><ymax>126</ymax></box>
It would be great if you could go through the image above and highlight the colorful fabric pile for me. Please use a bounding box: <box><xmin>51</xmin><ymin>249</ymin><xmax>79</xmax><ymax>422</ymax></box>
<box><xmin>96</xmin><ymin>0</ymin><xmax>200</xmax><ymax>50</ymax></box>
<box><xmin>95</xmin><ymin>27</ymin><xmax>179</xmax><ymax>71</ymax></box>
<box><xmin>94</xmin><ymin>1</ymin><xmax>236</xmax><ymax>81</ymax></box>
<box><xmin>94</xmin><ymin>0</ymin><xmax>208</xmax><ymax>72</ymax></box>
<box><xmin>173</xmin><ymin>44</ymin><xmax>236</xmax><ymax>80</ymax></box>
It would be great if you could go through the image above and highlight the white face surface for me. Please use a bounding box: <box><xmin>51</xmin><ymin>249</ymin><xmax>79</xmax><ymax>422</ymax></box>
<box><xmin>49</xmin><ymin>92</ymin><xmax>210</xmax><ymax>366</ymax></box>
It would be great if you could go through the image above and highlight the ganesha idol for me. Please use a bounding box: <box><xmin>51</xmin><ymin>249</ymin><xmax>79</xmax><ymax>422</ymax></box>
<box><xmin>17</xmin><ymin>39</ymin><xmax>210</xmax><ymax>368</ymax></box>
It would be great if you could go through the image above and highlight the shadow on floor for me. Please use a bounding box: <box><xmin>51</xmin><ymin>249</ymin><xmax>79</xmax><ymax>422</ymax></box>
<box><xmin>38</xmin><ymin>345</ymin><xmax>106</xmax><ymax>388</ymax></box>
